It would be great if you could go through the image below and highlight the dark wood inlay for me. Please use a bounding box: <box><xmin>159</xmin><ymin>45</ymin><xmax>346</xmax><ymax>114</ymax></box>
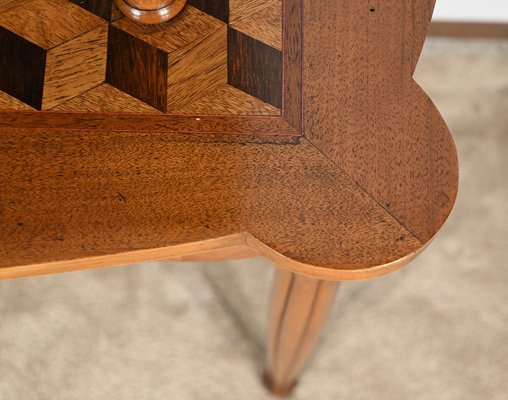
<box><xmin>228</xmin><ymin>27</ymin><xmax>282</xmax><ymax>109</ymax></box>
<box><xmin>0</xmin><ymin>26</ymin><xmax>46</xmax><ymax>110</ymax></box>
<box><xmin>70</xmin><ymin>0</ymin><xmax>115</xmax><ymax>20</ymax></box>
<box><xmin>106</xmin><ymin>25</ymin><xmax>168</xmax><ymax>112</ymax></box>
<box><xmin>283</xmin><ymin>0</ymin><xmax>302</xmax><ymax>130</ymax></box>
<box><xmin>188</xmin><ymin>0</ymin><xmax>229</xmax><ymax>23</ymax></box>
<box><xmin>0</xmin><ymin>0</ymin><xmax>292</xmax><ymax>129</ymax></box>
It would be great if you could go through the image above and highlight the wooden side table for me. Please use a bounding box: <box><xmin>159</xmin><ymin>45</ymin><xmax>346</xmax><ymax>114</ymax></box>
<box><xmin>0</xmin><ymin>0</ymin><xmax>458</xmax><ymax>396</ymax></box>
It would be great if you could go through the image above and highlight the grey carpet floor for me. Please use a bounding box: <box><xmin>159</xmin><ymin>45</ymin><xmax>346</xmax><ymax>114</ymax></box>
<box><xmin>1</xmin><ymin>37</ymin><xmax>507</xmax><ymax>400</ymax></box>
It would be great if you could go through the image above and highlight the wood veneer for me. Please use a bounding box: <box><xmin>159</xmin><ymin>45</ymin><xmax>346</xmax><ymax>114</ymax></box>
<box><xmin>0</xmin><ymin>0</ymin><xmax>459</xmax><ymax>396</ymax></box>
<box><xmin>0</xmin><ymin>0</ymin><xmax>287</xmax><ymax>122</ymax></box>
<box><xmin>0</xmin><ymin>0</ymin><xmax>457</xmax><ymax>293</ymax></box>
<box><xmin>0</xmin><ymin>129</ymin><xmax>425</xmax><ymax>280</ymax></box>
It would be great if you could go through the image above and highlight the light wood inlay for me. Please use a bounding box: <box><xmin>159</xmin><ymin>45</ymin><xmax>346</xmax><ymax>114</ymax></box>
<box><xmin>172</xmin><ymin>84</ymin><xmax>280</xmax><ymax>115</ymax></box>
<box><xmin>229</xmin><ymin>0</ymin><xmax>281</xmax><ymax>51</ymax></box>
<box><xmin>0</xmin><ymin>0</ymin><xmax>104</xmax><ymax>49</ymax></box>
<box><xmin>43</xmin><ymin>24</ymin><xmax>108</xmax><ymax>110</ymax></box>
<box><xmin>0</xmin><ymin>0</ymin><xmax>32</xmax><ymax>13</ymax></box>
<box><xmin>113</xmin><ymin>6</ymin><xmax>224</xmax><ymax>53</ymax></box>
<box><xmin>229</xmin><ymin>0</ymin><xmax>271</xmax><ymax>23</ymax></box>
<box><xmin>0</xmin><ymin>0</ymin><xmax>285</xmax><ymax>117</ymax></box>
<box><xmin>51</xmin><ymin>83</ymin><xmax>161</xmax><ymax>113</ymax></box>
<box><xmin>167</xmin><ymin>24</ymin><xmax>227</xmax><ymax>110</ymax></box>
<box><xmin>70</xmin><ymin>0</ymin><xmax>123</xmax><ymax>21</ymax></box>
<box><xmin>0</xmin><ymin>90</ymin><xmax>34</xmax><ymax>110</ymax></box>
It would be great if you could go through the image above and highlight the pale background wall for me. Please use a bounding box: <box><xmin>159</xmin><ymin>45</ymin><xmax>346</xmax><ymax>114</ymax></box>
<box><xmin>433</xmin><ymin>0</ymin><xmax>508</xmax><ymax>22</ymax></box>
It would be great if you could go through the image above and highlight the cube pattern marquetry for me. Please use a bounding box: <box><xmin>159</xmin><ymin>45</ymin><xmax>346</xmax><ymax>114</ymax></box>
<box><xmin>0</xmin><ymin>0</ymin><xmax>282</xmax><ymax>115</ymax></box>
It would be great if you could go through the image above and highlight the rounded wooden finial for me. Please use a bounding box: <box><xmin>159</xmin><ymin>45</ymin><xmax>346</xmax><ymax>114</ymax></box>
<box><xmin>115</xmin><ymin>0</ymin><xmax>187</xmax><ymax>24</ymax></box>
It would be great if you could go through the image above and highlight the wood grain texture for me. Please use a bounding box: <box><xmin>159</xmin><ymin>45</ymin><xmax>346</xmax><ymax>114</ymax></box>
<box><xmin>0</xmin><ymin>112</ymin><xmax>299</xmax><ymax>136</ymax></box>
<box><xmin>51</xmin><ymin>83</ymin><xmax>161</xmax><ymax>113</ymax></box>
<box><xmin>172</xmin><ymin>84</ymin><xmax>280</xmax><ymax>115</ymax></box>
<box><xmin>109</xmin><ymin>8</ymin><xmax>230</xmax><ymax>112</ymax></box>
<box><xmin>0</xmin><ymin>26</ymin><xmax>46</xmax><ymax>109</ymax></box>
<box><xmin>228</xmin><ymin>27</ymin><xmax>282</xmax><ymax>108</ymax></box>
<box><xmin>265</xmin><ymin>269</ymin><xmax>338</xmax><ymax>396</ymax></box>
<box><xmin>167</xmin><ymin>24</ymin><xmax>227</xmax><ymax>110</ymax></box>
<box><xmin>0</xmin><ymin>0</ymin><xmax>287</xmax><ymax>122</ymax></box>
<box><xmin>0</xmin><ymin>0</ymin><xmax>31</xmax><ymax>13</ymax></box>
<box><xmin>0</xmin><ymin>129</ymin><xmax>424</xmax><ymax>280</ymax></box>
<box><xmin>168</xmin><ymin>243</ymin><xmax>257</xmax><ymax>262</ymax></box>
<box><xmin>229</xmin><ymin>0</ymin><xmax>281</xmax><ymax>50</ymax></box>
<box><xmin>303</xmin><ymin>0</ymin><xmax>458</xmax><ymax>243</ymax></box>
<box><xmin>229</xmin><ymin>0</ymin><xmax>269</xmax><ymax>23</ymax></box>
<box><xmin>188</xmin><ymin>0</ymin><xmax>228</xmax><ymax>23</ymax></box>
<box><xmin>0</xmin><ymin>0</ymin><xmax>458</xmax><ymax>284</ymax></box>
<box><xmin>113</xmin><ymin>6</ymin><xmax>223</xmax><ymax>54</ymax></box>
<box><xmin>282</xmin><ymin>0</ymin><xmax>302</xmax><ymax>130</ymax></box>
<box><xmin>106</xmin><ymin>24</ymin><xmax>168</xmax><ymax>111</ymax></box>
<box><xmin>70</xmin><ymin>0</ymin><xmax>122</xmax><ymax>21</ymax></box>
<box><xmin>0</xmin><ymin>0</ymin><xmax>104</xmax><ymax>49</ymax></box>
<box><xmin>43</xmin><ymin>24</ymin><xmax>108</xmax><ymax>110</ymax></box>
<box><xmin>0</xmin><ymin>91</ymin><xmax>34</xmax><ymax>111</ymax></box>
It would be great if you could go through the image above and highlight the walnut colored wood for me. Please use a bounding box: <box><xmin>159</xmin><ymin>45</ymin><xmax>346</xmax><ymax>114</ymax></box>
<box><xmin>228</xmin><ymin>27</ymin><xmax>282</xmax><ymax>108</ymax></box>
<box><xmin>0</xmin><ymin>0</ymin><xmax>107</xmax><ymax>110</ymax></box>
<box><xmin>0</xmin><ymin>0</ymin><xmax>104</xmax><ymax>49</ymax></box>
<box><xmin>187</xmin><ymin>0</ymin><xmax>228</xmax><ymax>23</ymax></box>
<box><xmin>43</xmin><ymin>25</ymin><xmax>108</xmax><ymax>110</ymax></box>
<box><xmin>0</xmin><ymin>0</ymin><xmax>285</xmax><ymax>116</ymax></box>
<box><xmin>303</xmin><ymin>0</ymin><xmax>458</xmax><ymax>243</ymax></box>
<box><xmin>172</xmin><ymin>84</ymin><xmax>280</xmax><ymax>115</ymax></box>
<box><xmin>0</xmin><ymin>0</ymin><xmax>30</xmax><ymax>13</ymax></box>
<box><xmin>70</xmin><ymin>0</ymin><xmax>123</xmax><ymax>22</ymax></box>
<box><xmin>0</xmin><ymin>0</ymin><xmax>457</xmax><ymax>281</ymax></box>
<box><xmin>229</xmin><ymin>0</ymin><xmax>281</xmax><ymax>50</ymax></box>
<box><xmin>114</xmin><ymin>0</ymin><xmax>186</xmax><ymax>24</ymax></box>
<box><xmin>0</xmin><ymin>91</ymin><xmax>34</xmax><ymax>111</ymax></box>
<box><xmin>0</xmin><ymin>129</ymin><xmax>427</xmax><ymax>280</ymax></box>
<box><xmin>169</xmin><ymin>243</ymin><xmax>257</xmax><ymax>262</ymax></box>
<box><xmin>428</xmin><ymin>21</ymin><xmax>508</xmax><ymax>38</ymax></box>
<box><xmin>0</xmin><ymin>112</ymin><xmax>298</xmax><ymax>136</ymax></box>
<box><xmin>265</xmin><ymin>269</ymin><xmax>338</xmax><ymax>396</ymax></box>
<box><xmin>0</xmin><ymin>0</ymin><xmax>459</xmax><ymax>394</ymax></box>
<box><xmin>52</xmin><ymin>84</ymin><xmax>162</xmax><ymax>113</ymax></box>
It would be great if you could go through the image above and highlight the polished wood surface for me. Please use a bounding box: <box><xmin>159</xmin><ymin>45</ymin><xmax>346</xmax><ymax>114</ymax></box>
<box><xmin>0</xmin><ymin>0</ymin><xmax>459</xmax><ymax>395</ymax></box>
<box><xmin>114</xmin><ymin>0</ymin><xmax>187</xmax><ymax>25</ymax></box>
<box><xmin>265</xmin><ymin>269</ymin><xmax>338</xmax><ymax>396</ymax></box>
<box><xmin>304</xmin><ymin>0</ymin><xmax>458</xmax><ymax>243</ymax></box>
<box><xmin>0</xmin><ymin>0</ymin><xmax>285</xmax><ymax>117</ymax></box>
<box><xmin>0</xmin><ymin>130</ymin><xmax>425</xmax><ymax>280</ymax></box>
<box><xmin>0</xmin><ymin>0</ymin><xmax>458</xmax><ymax>282</ymax></box>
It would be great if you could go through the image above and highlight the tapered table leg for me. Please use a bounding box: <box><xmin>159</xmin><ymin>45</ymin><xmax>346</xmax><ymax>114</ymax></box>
<box><xmin>264</xmin><ymin>268</ymin><xmax>339</xmax><ymax>396</ymax></box>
